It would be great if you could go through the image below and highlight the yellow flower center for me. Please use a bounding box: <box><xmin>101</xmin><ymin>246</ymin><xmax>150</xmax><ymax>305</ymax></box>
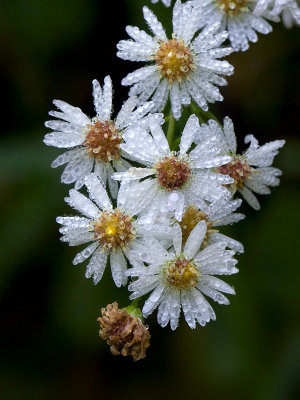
<box><xmin>84</xmin><ymin>120</ymin><xmax>122</xmax><ymax>162</ymax></box>
<box><xmin>216</xmin><ymin>0</ymin><xmax>250</xmax><ymax>17</ymax></box>
<box><xmin>218</xmin><ymin>156</ymin><xmax>253</xmax><ymax>193</ymax></box>
<box><xmin>179</xmin><ymin>205</ymin><xmax>219</xmax><ymax>246</ymax></box>
<box><xmin>164</xmin><ymin>257</ymin><xmax>200</xmax><ymax>290</ymax></box>
<box><xmin>155</xmin><ymin>38</ymin><xmax>195</xmax><ymax>83</ymax></box>
<box><xmin>93</xmin><ymin>209</ymin><xmax>135</xmax><ymax>250</ymax></box>
<box><xmin>155</xmin><ymin>155</ymin><xmax>191</xmax><ymax>191</ymax></box>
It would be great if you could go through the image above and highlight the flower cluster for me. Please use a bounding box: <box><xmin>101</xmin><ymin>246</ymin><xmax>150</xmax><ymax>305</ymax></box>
<box><xmin>44</xmin><ymin>0</ymin><xmax>291</xmax><ymax>360</ymax></box>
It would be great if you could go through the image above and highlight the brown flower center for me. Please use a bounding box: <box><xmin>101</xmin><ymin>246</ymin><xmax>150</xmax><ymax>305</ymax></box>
<box><xmin>84</xmin><ymin>120</ymin><xmax>122</xmax><ymax>162</ymax></box>
<box><xmin>98</xmin><ymin>302</ymin><xmax>151</xmax><ymax>362</ymax></box>
<box><xmin>164</xmin><ymin>257</ymin><xmax>200</xmax><ymax>290</ymax></box>
<box><xmin>179</xmin><ymin>205</ymin><xmax>219</xmax><ymax>246</ymax></box>
<box><xmin>93</xmin><ymin>209</ymin><xmax>135</xmax><ymax>250</ymax></box>
<box><xmin>216</xmin><ymin>0</ymin><xmax>250</xmax><ymax>17</ymax></box>
<box><xmin>218</xmin><ymin>156</ymin><xmax>253</xmax><ymax>192</ymax></box>
<box><xmin>155</xmin><ymin>155</ymin><xmax>191</xmax><ymax>191</ymax></box>
<box><xmin>155</xmin><ymin>38</ymin><xmax>195</xmax><ymax>83</ymax></box>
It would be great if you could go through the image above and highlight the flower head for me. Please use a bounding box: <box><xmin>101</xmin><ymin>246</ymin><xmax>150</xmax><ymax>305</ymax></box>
<box><xmin>117</xmin><ymin>0</ymin><xmax>233</xmax><ymax>119</ymax></box>
<box><xmin>177</xmin><ymin>197</ymin><xmax>245</xmax><ymax>253</ymax></box>
<box><xmin>127</xmin><ymin>222</ymin><xmax>238</xmax><ymax>330</ymax></box>
<box><xmin>57</xmin><ymin>173</ymin><xmax>172</xmax><ymax>287</ymax></box>
<box><xmin>112</xmin><ymin>114</ymin><xmax>233</xmax><ymax>222</ymax></box>
<box><xmin>195</xmin><ymin>117</ymin><xmax>285</xmax><ymax>209</ymax></box>
<box><xmin>44</xmin><ymin>76</ymin><xmax>158</xmax><ymax>195</ymax></box>
<box><xmin>98</xmin><ymin>302</ymin><xmax>150</xmax><ymax>361</ymax></box>
<box><xmin>194</xmin><ymin>0</ymin><xmax>277</xmax><ymax>52</ymax></box>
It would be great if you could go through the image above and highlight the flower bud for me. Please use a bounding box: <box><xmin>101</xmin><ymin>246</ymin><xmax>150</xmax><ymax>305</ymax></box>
<box><xmin>98</xmin><ymin>302</ymin><xmax>150</xmax><ymax>361</ymax></box>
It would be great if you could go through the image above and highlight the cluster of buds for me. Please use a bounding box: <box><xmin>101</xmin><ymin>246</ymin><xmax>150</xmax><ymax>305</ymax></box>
<box><xmin>44</xmin><ymin>0</ymin><xmax>294</xmax><ymax>360</ymax></box>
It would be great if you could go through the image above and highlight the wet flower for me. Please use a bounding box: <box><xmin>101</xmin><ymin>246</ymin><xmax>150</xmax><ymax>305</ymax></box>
<box><xmin>195</xmin><ymin>117</ymin><xmax>285</xmax><ymax>209</ymax></box>
<box><xmin>57</xmin><ymin>173</ymin><xmax>172</xmax><ymax>287</ymax></box>
<box><xmin>117</xmin><ymin>0</ymin><xmax>233</xmax><ymax>119</ymax></box>
<box><xmin>98</xmin><ymin>302</ymin><xmax>150</xmax><ymax>361</ymax></box>
<box><xmin>112</xmin><ymin>114</ymin><xmax>233</xmax><ymax>222</ymax></box>
<box><xmin>177</xmin><ymin>197</ymin><xmax>245</xmax><ymax>253</ymax></box>
<box><xmin>44</xmin><ymin>76</ymin><xmax>158</xmax><ymax>196</ymax></box>
<box><xmin>193</xmin><ymin>0</ymin><xmax>277</xmax><ymax>52</ymax></box>
<box><xmin>127</xmin><ymin>222</ymin><xmax>238</xmax><ymax>330</ymax></box>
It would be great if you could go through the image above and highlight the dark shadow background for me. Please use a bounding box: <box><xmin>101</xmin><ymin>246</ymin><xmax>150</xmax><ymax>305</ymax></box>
<box><xmin>0</xmin><ymin>1</ymin><xmax>299</xmax><ymax>399</ymax></box>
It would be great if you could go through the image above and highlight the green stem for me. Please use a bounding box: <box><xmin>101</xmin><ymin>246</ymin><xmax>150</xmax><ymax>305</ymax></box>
<box><xmin>166</xmin><ymin>112</ymin><xmax>175</xmax><ymax>147</ymax></box>
<box><xmin>131</xmin><ymin>298</ymin><xmax>140</xmax><ymax>308</ymax></box>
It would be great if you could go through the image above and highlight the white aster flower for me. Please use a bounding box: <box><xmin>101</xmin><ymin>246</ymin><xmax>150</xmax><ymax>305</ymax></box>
<box><xmin>151</xmin><ymin>0</ymin><xmax>172</xmax><ymax>6</ymax></box>
<box><xmin>112</xmin><ymin>114</ymin><xmax>233</xmax><ymax>222</ymax></box>
<box><xmin>127</xmin><ymin>221</ymin><xmax>238</xmax><ymax>330</ymax></box>
<box><xmin>44</xmin><ymin>76</ymin><xmax>156</xmax><ymax>196</ymax></box>
<box><xmin>254</xmin><ymin>0</ymin><xmax>300</xmax><ymax>28</ymax></box>
<box><xmin>175</xmin><ymin>197</ymin><xmax>245</xmax><ymax>253</ymax></box>
<box><xmin>193</xmin><ymin>0</ymin><xmax>277</xmax><ymax>52</ymax></box>
<box><xmin>117</xmin><ymin>0</ymin><xmax>234</xmax><ymax>120</ymax></box>
<box><xmin>57</xmin><ymin>173</ymin><xmax>172</xmax><ymax>287</ymax></box>
<box><xmin>195</xmin><ymin>117</ymin><xmax>285</xmax><ymax>210</ymax></box>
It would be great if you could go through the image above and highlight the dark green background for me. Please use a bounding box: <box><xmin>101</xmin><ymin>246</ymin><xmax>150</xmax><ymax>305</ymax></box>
<box><xmin>0</xmin><ymin>1</ymin><xmax>299</xmax><ymax>399</ymax></box>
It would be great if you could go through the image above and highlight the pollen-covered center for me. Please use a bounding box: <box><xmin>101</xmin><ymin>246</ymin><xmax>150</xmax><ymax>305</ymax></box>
<box><xmin>84</xmin><ymin>120</ymin><xmax>122</xmax><ymax>162</ymax></box>
<box><xmin>218</xmin><ymin>156</ymin><xmax>253</xmax><ymax>191</ymax></box>
<box><xmin>93</xmin><ymin>209</ymin><xmax>135</xmax><ymax>250</ymax></box>
<box><xmin>216</xmin><ymin>0</ymin><xmax>249</xmax><ymax>17</ymax></box>
<box><xmin>155</xmin><ymin>155</ymin><xmax>191</xmax><ymax>191</ymax></box>
<box><xmin>179</xmin><ymin>205</ymin><xmax>218</xmax><ymax>246</ymax></box>
<box><xmin>155</xmin><ymin>38</ymin><xmax>195</xmax><ymax>83</ymax></box>
<box><xmin>165</xmin><ymin>257</ymin><xmax>200</xmax><ymax>290</ymax></box>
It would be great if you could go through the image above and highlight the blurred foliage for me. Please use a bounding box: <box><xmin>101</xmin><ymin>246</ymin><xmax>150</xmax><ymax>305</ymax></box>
<box><xmin>0</xmin><ymin>1</ymin><xmax>299</xmax><ymax>399</ymax></box>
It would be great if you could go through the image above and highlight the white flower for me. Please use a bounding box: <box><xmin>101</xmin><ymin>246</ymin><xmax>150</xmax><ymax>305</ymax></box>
<box><xmin>44</xmin><ymin>76</ymin><xmax>157</xmax><ymax>196</ymax></box>
<box><xmin>195</xmin><ymin>117</ymin><xmax>285</xmax><ymax>210</ymax></box>
<box><xmin>112</xmin><ymin>114</ymin><xmax>233</xmax><ymax>222</ymax></box>
<box><xmin>127</xmin><ymin>221</ymin><xmax>238</xmax><ymax>330</ymax></box>
<box><xmin>174</xmin><ymin>197</ymin><xmax>245</xmax><ymax>253</ymax></box>
<box><xmin>193</xmin><ymin>0</ymin><xmax>277</xmax><ymax>52</ymax></box>
<box><xmin>117</xmin><ymin>0</ymin><xmax>234</xmax><ymax>120</ymax></box>
<box><xmin>254</xmin><ymin>0</ymin><xmax>300</xmax><ymax>28</ymax></box>
<box><xmin>57</xmin><ymin>173</ymin><xmax>173</xmax><ymax>287</ymax></box>
<box><xmin>151</xmin><ymin>0</ymin><xmax>172</xmax><ymax>6</ymax></box>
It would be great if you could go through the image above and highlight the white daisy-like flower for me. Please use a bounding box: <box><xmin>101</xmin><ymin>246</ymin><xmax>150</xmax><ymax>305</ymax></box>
<box><xmin>127</xmin><ymin>221</ymin><xmax>238</xmax><ymax>330</ymax></box>
<box><xmin>195</xmin><ymin>117</ymin><xmax>285</xmax><ymax>210</ymax></box>
<box><xmin>44</xmin><ymin>76</ymin><xmax>157</xmax><ymax>196</ymax></box>
<box><xmin>151</xmin><ymin>0</ymin><xmax>172</xmax><ymax>6</ymax></box>
<box><xmin>193</xmin><ymin>0</ymin><xmax>277</xmax><ymax>52</ymax></box>
<box><xmin>254</xmin><ymin>0</ymin><xmax>300</xmax><ymax>28</ymax></box>
<box><xmin>117</xmin><ymin>0</ymin><xmax>234</xmax><ymax>120</ymax></box>
<box><xmin>57</xmin><ymin>173</ymin><xmax>173</xmax><ymax>287</ymax></box>
<box><xmin>175</xmin><ymin>197</ymin><xmax>245</xmax><ymax>253</ymax></box>
<box><xmin>112</xmin><ymin>114</ymin><xmax>234</xmax><ymax>222</ymax></box>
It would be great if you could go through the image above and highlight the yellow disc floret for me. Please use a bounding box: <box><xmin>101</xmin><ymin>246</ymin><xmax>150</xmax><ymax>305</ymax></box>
<box><xmin>155</xmin><ymin>154</ymin><xmax>191</xmax><ymax>191</ymax></box>
<box><xmin>84</xmin><ymin>120</ymin><xmax>122</xmax><ymax>162</ymax></box>
<box><xmin>155</xmin><ymin>38</ymin><xmax>195</xmax><ymax>83</ymax></box>
<box><xmin>218</xmin><ymin>155</ymin><xmax>254</xmax><ymax>193</ymax></box>
<box><xmin>93</xmin><ymin>209</ymin><xmax>135</xmax><ymax>250</ymax></box>
<box><xmin>216</xmin><ymin>0</ymin><xmax>250</xmax><ymax>17</ymax></box>
<box><xmin>163</xmin><ymin>256</ymin><xmax>200</xmax><ymax>291</ymax></box>
<box><xmin>179</xmin><ymin>205</ymin><xmax>219</xmax><ymax>247</ymax></box>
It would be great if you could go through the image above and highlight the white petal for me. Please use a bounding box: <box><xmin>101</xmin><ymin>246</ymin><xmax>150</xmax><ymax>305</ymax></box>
<box><xmin>65</xmin><ymin>189</ymin><xmax>99</xmax><ymax>219</ymax></box>
<box><xmin>73</xmin><ymin>242</ymin><xmax>99</xmax><ymax>265</ymax></box>
<box><xmin>184</xmin><ymin>220</ymin><xmax>207</xmax><ymax>259</ymax></box>
<box><xmin>84</xmin><ymin>173</ymin><xmax>112</xmax><ymax>211</ymax></box>
<box><xmin>110</xmin><ymin>249</ymin><xmax>128</xmax><ymax>288</ymax></box>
